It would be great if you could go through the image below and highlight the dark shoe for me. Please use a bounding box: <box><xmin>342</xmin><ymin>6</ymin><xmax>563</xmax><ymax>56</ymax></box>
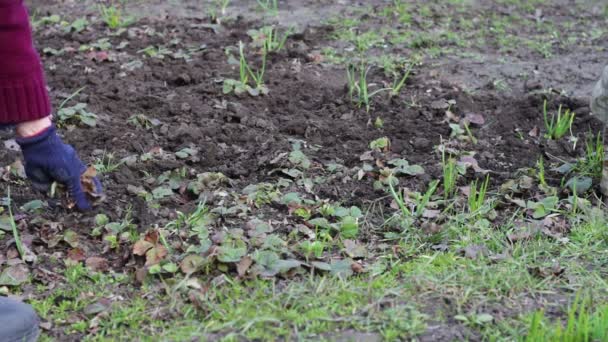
<box><xmin>0</xmin><ymin>297</ymin><xmax>39</xmax><ymax>342</ymax></box>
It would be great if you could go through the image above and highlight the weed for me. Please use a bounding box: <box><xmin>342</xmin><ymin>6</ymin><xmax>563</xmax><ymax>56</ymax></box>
<box><xmin>524</xmin><ymin>296</ymin><xmax>608</xmax><ymax>341</ymax></box>
<box><xmin>138</xmin><ymin>46</ymin><xmax>172</xmax><ymax>59</ymax></box>
<box><xmin>98</xmin><ymin>4</ymin><xmax>135</xmax><ymax>29</ymax></box>
<box><xmin>223</xmin><ymin>41</ymin><xmax>269</xmax><ymax>96</ymax></box>
<box><xmin>56</xmin><ymin>103</ymin><xmax>98</xmax><ymax>127</ymax></box>
<box><xmin>543</xmin><ymin>100</ymin><xmax>575</xmax><ymax>140</ymax></box>
<box><xmin>442</xmin><ymin>150</ymin><xmax>458</xmax><ymax>199</ymax></box>
<box><xmin>468</xmin><ymin>175</ymin><xmax>490</xmax><ymax>214</ymax></box>
<box><xmin>346</xmin><ymin>63</ymin><xmax>390</xmax><ymax>112</ymax></box>
<box><xmin>257</xmin><ymin>0</ymin><xmax>278</xmax><ymax>16</ymax></box>
<box><xmin>390</xmin><ymin>62</ymin><xmax>414</xmax><ymax>97</ymax></box>
<box><xmin>93</xmin><ymin>151</ymin><xmax>123</xmax><ymax>174</ymax></box>
<box><xmin>6</xmin><ymin>188</ymin><xmax>24</xmax><ymax>260</ymax></box>
<box><xmin>537</xmin><ymin>157</ymin><xmax>547</xmax><ymax>188</ymax></box>
<box><xmin>576</xmin><ymin>132</ymin><xmax>604</xmax><ymax>178</ymax></box>
<box><xmin>248</xmin><ymin>26</ymin><xmax>292</xmax><ymax>53</ymax></box>
<box><xmin>208</xmin><ymin>0</ymin><xmax>231</xmax><ymax>21</ymax></box>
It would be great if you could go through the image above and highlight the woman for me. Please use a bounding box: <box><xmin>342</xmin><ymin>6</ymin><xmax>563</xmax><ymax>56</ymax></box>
<box><xmin>1</xmin><ymin>0</ymin><xmax>103</xmax><ymax>340</ymax></box>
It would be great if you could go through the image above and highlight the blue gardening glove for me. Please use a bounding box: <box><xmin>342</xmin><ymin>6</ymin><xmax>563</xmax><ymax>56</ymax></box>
<box><xmin>16</xmin><ymin>125</ymin><xmax>102</xmax><ymax>211</ymax></box>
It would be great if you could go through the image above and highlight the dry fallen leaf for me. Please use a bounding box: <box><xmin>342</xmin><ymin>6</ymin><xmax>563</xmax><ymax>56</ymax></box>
<box><xmin>237</xmin><ymin>256</ymin><xmax>253</xmax><ymax>277</ymax></box>
<box><xmin>86</xmin><ymin>257</ymin><xmax>109</xmax><ymax>272</ymax></box>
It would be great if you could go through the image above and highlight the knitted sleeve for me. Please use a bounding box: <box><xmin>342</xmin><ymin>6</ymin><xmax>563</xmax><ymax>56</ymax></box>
<box><xmin>0</xmin><ymin>0</ymin><xmax>52</xmax><ymax>124</ymax></box>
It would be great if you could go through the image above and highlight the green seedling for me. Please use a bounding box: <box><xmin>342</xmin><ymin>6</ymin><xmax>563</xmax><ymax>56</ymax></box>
<box><xmin>138</xmin><ymin>46</ymin><xmax>172</xmax><ymax>59</ymax></box>
<box><xmin>57</xmin><ymin>103</ymin><xmax>98</xmax><ymax>127</ymax></box>
<box><xmin>6</xmin><ymin>188</ymin><xmax>24</xmax><ymax>260</ymax></box>
<box><xmin>524</xmin><ymin>296</ymin><xmax>608</xmax><ymax>341</ymax></box>
<box><xmin>93</xmin><ymin>151</ymin><xmax>123</xmax><ymax>174</ymax></box>
<box><xmin>578</xmin><ymin>132</ymin><xmax>604</xmax><ymax>178</ymax></box>
<box><xmin>388</xmin><ymin>175</ymin><xmax>438</xmax><ymax>219</ymax></box>
<box><xmin>543</xmin><ymin>100</ymin><xmax>575</xmax><ymax>140</ymax></box>
<box><xmin>536</xmin><ymin>157</ymin><xmax>547</xmax><ymax>188</ymax></box>
<box><xmin>442</xmin><ymin>150</ymin><xmax>458</xmax><ymax>200</ymax></box>
<box><xmin>347</xmin><ymin>63</ymin><xmax>390</xmax><ymax>112</ymax></box>
<box><xmin>63</xmin><ymin>18</ymin><xmax>89</xmax><ymax>33</ymax></box>
<box><xmin>249</xmin><ymin>26</ymin><xmax>293</xmax><ymax>53</ymax></box>
<box><xmin>98</xmin><ymin>4</ymin><xmax>135</xmax><ymax>29</ymax></box>
<box><xmin>208</xmin><ymin>0</ymin><xmax>231</xmax><ymax>23</ymax></box>
<box><xmin>468</xmin><ymin>175</ymin><xmax>489</xmax><ymax>214</ymax></box>
<box><xmin>223</xmin><ymin>41</ymin><xmax>269</xmax><ymax>96</ymax></box>
<box><xmin>390</xmin><ymin>62</ymin><xmax>414</xmax><ymax>96</ymax></box>
<box><xmin>257</xmin><ymin>0</ymin><xmax>278</xmax><ymax>16</ymax></box>
<box><xmin>300</xmin><ymin>240</ymin><xmax>325</xmax><ymax>260</ymax></box>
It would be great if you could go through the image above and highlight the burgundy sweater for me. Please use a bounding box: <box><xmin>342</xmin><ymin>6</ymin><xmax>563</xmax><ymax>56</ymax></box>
<box><xmin>0</xmin><ymin>0</ymin><xmax>51</xmax><ymax>124</ymax></box>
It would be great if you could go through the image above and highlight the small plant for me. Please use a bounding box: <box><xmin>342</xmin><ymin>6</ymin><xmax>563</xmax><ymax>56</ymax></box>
<box><xmin>209</xmin><ymin>0</ymin><xmax>231</xmax><ymax>21</ymax></box>
<box><xmin>257</xmin><ymin>0</ymin><xmax>278</xmax><ymax>16</ymax></box>
<box><xmin>6</xmin><ymin>188</ymin><xmax>24</xmax><ymax>260</ymax></box>
<box><xmin>223</xmin><ymin>41</ymin><xmax>269</xmax><ymax>96</ymax></box>
<box><xmin>94</xmin><ymin>151</ymin><xmax>123</xmax><ymax>174</ymax></box>
<box><xmin>543</xmin><ymin>100</ymin><xmax>575</xmax><ymax>140</ymax></box>
<box><xmin>537</xmin><ymin>157</ymin><xmax>548</xmax><ymax>188</ymax></box>
<box><xmin>347</xmin><ymin>63</ymin><xmax>391</xmax><ymax>112</ymax></box>
<box><xmin>442</xmin><ymin>150</ymin><xmax>458</xmax><ymax>199</ymax></box>
<box><xmin>578</xmin><ymin>132</ymin><xmax>604</xmax><ymax>178</ymax></box>
<box><xmin>127</xmin><ymin>114</ymin><xmax>161</xmax><ymax>130</ymax></box>
<box><xmin>57</xmin><ymin>103</ymin><xmax>98</xmax><ymax>127</ymax></box>
<box><xmin>468</xmin><ymin>175</ymin><xmax>489</xmax><ymax>214</ymax></box>
<box><xmin>98</xmin><ymin>4</ymin><xmax>135</xmax><ymax>29</ymax></box>
<box><xmin>523</xmin><ymin>296</ymin><xmax>608</xmax><ymax>342</ymax></box>
<box><xmin>390</xmin><ymin>62</ymin><xmax>414</xmax><ymax>96</ymax></box>
<box><xmin>388</xmin><ymin>175</ymin><xmax>439</xmax><ymax>219</ymax></box>
<box><xmin>248</xmin><ymin>26</ymin><xmax>292</xmax><ymax>53</ymax></box>
<box><xmin>300</xmin><ymin>240</ymin><xmax>325</xmax><ymax>260</ymax></box>
<box><xmin>138</xmin><ymin>46</ymin><xmax>172</xmax><ymax>59</ymax></box>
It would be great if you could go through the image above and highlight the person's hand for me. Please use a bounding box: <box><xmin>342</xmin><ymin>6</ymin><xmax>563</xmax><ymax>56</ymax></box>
<box><xmin>592</xmin><ymin>65</ymin><xmax>608</xmax><ymax>123</ymax></box>
<box><xmin>16</xmin><ymin>125</ymin><xmax>102</xmax><ymax>210</ymax></box>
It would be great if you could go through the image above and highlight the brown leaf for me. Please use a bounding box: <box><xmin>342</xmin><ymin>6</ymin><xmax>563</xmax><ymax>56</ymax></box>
<box><xmin>351</xmin><ymin>262</ymin><xmax>364</xmax><ymax>273</ymax></box>
<box><xmin>237</xmin><ymin>256</ymin><xmax>253</xmax><ymax>277</ymax></box>
<box><xmin>132</xmin><ymin>240</ymin><xmax>154</xmax><ymax>256</ymax></box>
<box><xmin>458</xmin><ymin>156</ymin><xmax>488</xmax><ymax>174</ymax></box>
<box><xmin>86</xmin><ymin>257</ymin><xmax>109</xmax><ymax>272</ymax></box>
<box><xmin>144</xmin><ymin>229</ymin><xmax>160</xmax><ymax>244</ymax></box>
<box><xmin>67</xmin><ymin>248</ymin><xmax>86</xmax><ymax>262</ymax></box>
<box><xmin>80</xmin><ymin>166</ymin><xmax>104</xmax><ymax>201</ymax></box>
<box><xmin>464</xmin><ymin>113</ymin><xmax>485</xmax><ymax>126</ymax></box>
<box><xmin>180</xmin><ymin>255</ymin><xmax>205</xmax><ymax>274</ymax></box>
<box><xmin>528</xmin><ymin>126</ymin><xmax>540</xmax><ymax>137</ymax></box>
<box><xmin>445</xmin><ymin>110</ymin><xmax>460</xmax><ymax>123</ymax></box>
<box><xmin>145</xmin><ymin>245</ymin><xmax>168</xmax><ymax>266</ymax></box>
<box><xmin>343</xmin><ymin>240</ymin><xmax>368</xmax><ymax>259</ymax></box>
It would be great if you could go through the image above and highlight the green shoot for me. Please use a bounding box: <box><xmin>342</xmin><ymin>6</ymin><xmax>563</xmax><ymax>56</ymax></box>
<box><xmin>98</xmin><ymin>4</ymin><xmax>135</xmax><ymax>29</ymax></box>
<box><xmin>208</xmin><ymin>0</ymin><xmax>231</xmax><ymax>23</ymax></box>
<box><xmin>578</xmin><ymin>132</ymin><xmax>604</xmax><ymax>178</ymax></box>
<box><xmin>94</xmin><ymin>151</ymin><xmax>124</xmax><ymax>174</ymax></box>
<box><xmin>260</xmin><ymin>26</ymin><xmax>292</xmax><ymax>53</ymax></box>
<box><xmin>388</xmin><ymin>176</ymin><xmax>412</xmax><ymax>218</ymax></box>
<box><xmin>543</xmin><ymin>100</ymin><xmax>575</xmax><ymax>140</ymax></box>
<box><xmin>7</xmin><ymin>188</ymin><xmax>24</xmax><ymax>260</ymax></box>
<box><xmin>346</xmin><ymin>63</ymin><xmax>391</xmax><ymax>112</ymax></box>
<box><xmin>523</xmin><ymin>296</ymin><xmax>608</xmax><ymax>342</ymax></box>
<box><xmin>463</xmin><ymin>122</ymin><xmax>478</xmax><ymax>144</ymax></box>
<box><xmin>414</xmin><ymin>180</ymin><xmax>440</xmax><ymax>217</ymax></box>
<box><xmin>442</xmin><ymin>150</ymin><xmax>458</xmax><ymax>200</ymax></box>
<box><xmin>239</xmin><ymin>41</ymin><xmax>267</xmax><ymax>91</ymax></box>
<box><xmin>468</xmin><ymin>175</ymin><xmax>489</xmax><ymax>214</ymax></box>
<box><xmin>537</xmin><ymin>157</ymin><xmax>547</xmax><ymax>188</ymax></box>
<box><xmin>257</xmin><ymin>0</ymin><xmax>278</xmax><ymax>16</ymax></box>
<box><xmin>390</xmin><ymin>62</ymin><xmax>414</xmax><ymax>96</ymax></box>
